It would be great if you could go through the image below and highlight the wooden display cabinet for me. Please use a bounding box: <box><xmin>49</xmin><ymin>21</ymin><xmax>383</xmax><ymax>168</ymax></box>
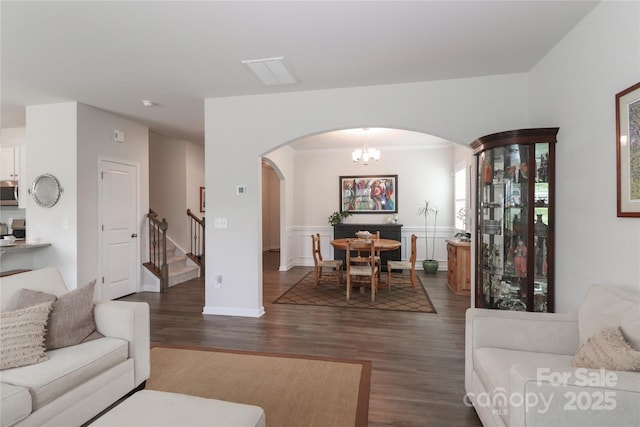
<box><xmin>471</xmin><ymin>128</ymin><xmax>558</xmax><ymax>312</ymax></box>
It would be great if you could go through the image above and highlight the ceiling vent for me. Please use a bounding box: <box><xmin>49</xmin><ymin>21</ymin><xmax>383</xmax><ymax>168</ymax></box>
<box><xmin>241</xmin><ymin>57</ymin><xmax>297</xmax><ymax>86</ymax></box>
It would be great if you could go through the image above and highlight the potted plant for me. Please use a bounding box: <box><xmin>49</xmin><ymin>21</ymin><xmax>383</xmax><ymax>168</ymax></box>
<box><xmin>417</xmin><ymin>200</ymin><xmax>439</xmax><ymax>273</ymax></box>
<box><xmin>454</xmin><ymin>207</ymin><xmax>471</xmax><ymax>241</ymax></box>
<box><xmin>328</xmin><ymin>210</ymin><xmax>352</xmax><ymax>225</ymax></box>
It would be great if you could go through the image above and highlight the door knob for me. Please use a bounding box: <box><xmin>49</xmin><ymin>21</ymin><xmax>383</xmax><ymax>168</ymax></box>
<box><xmin>131</xmin><ymin>233</ymin><xmax>138</xmax><ymax>238</ymax></box>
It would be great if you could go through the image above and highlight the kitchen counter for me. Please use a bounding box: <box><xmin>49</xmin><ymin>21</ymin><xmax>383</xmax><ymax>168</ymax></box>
<box><xmin>0</xmin><ymin>240</ymin><xmax>51</xmax><ymax>255</ymax></box>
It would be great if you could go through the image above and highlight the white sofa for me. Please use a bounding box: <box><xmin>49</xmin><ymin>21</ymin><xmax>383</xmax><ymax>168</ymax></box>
<box><xmin>465</xmin><ymin>284</ymin><xmax>640</xmax><ymax>427</ymax></box>
<box><xmin>0</xmin><ymin>268</ymin><xmax>150</xmax><ymax>427</ymax></box>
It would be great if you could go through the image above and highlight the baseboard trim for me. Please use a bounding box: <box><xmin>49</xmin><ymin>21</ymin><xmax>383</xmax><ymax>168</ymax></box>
<box><xmin>202</xmin><ymin>305</ymin><xmax>266</xmax><ymax>318</ymax></box>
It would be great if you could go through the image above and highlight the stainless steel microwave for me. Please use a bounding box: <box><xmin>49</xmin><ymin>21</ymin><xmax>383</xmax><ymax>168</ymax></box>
<box><xmin>0</xmin><ymin>180</ymin><xmax>19</xmax><ymax>206</ymax></box>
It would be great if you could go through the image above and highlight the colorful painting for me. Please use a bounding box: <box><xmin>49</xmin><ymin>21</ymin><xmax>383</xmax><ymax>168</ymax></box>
<box><xmin>339</xmin><ymin>175</ymin><xmax>397</xmax><ymax>213</ymax></box>
<box><xmin>616</xmin><ymin>82</ymin><xmax>640</xmax><ymax>217</ymax></box>
<box><xmin>629</xmin><ymin>98</ymin><xmax>640</xmax><ymax>200</ymax></box>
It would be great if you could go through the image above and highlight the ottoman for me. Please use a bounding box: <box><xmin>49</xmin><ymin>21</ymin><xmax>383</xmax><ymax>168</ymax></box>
<box><xmin>90</xmin><ymin>390</ymin><xmax>266</xmax><ymax>427</ymax></box>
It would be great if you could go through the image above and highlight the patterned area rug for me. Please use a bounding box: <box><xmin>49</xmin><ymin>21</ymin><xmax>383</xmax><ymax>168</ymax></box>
<box><xmin>274</xmin><ymin>272</ymin><xmax>436</xmax><ymax>313</ymax></box>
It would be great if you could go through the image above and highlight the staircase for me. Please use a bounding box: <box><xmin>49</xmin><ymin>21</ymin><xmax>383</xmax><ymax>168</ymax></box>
<box><xmin>164</xmin><ymin>241</ymin><xmax>200</xmax><ymax>287</ymax></box>
<box><xmin>143</xmin><ymin>209</ymin><xmax>203</xmax><ymax>292</ymax></box>
<box><xmin>143</xmin><ymin>240</ymin><xmax>199</xmax><ymax>292</ymax></box>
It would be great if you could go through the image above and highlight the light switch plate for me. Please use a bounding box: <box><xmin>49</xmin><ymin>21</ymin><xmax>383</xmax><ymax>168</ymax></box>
<box><xmin>213</xmin><ymin>218</ymin><xmax>228</xmax><ymax>228</ymax></box>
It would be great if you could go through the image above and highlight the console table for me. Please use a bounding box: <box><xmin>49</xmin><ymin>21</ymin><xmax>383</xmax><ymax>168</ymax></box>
<box><xmin>333</xmin><ymin>223</ymin><xmax>402</xmax><ymax>271</ymax></box>
<box><xmin>446</xmin><ymin>239</ymin><xmax>471</xmax><ymax>296</ymax></box>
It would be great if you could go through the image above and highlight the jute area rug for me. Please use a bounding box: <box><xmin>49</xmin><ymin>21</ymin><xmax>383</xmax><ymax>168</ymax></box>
<box><xmin>147</xmin><ymin>345</ymin><xmax>371</xmax><ymax>427</ymax></box>
<box><xmin>273</xmin><ymin>271</ymin><xmax>437</xmax><ymax>313</ymax></box>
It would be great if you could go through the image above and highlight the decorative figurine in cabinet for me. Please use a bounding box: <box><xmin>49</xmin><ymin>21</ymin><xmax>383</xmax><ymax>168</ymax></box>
<box><xmin>471</xmin><ymin>128</ymin><xmax>558</xmax><ymax>312</ymax></box>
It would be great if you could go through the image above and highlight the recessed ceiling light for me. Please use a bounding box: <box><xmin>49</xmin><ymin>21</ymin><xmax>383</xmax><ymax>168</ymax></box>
<box><xmin>142</xmin><ymin>100</ymin><xmax>157</xmax><ymax>107</ymax></box>
<box><xmin>241</xmin><ymin>57</ymin><xmax>297</xmax><ymax>86</ymax></box>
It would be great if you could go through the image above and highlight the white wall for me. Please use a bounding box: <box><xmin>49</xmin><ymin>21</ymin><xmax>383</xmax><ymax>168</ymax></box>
<box><xmin>205</xmin><ymin>73</ymin><xmax>529</xmax><ymax>317</ymax></box>
<box><xmin>528</xmin><ymin>1</ymin><xmax>640</xmax><ymax>312</ymax></box>
<box><xmin>263</xmin><ymin>146</ymin><xmax>295</xmax><ymax>271</ymax></box>
<box><xmin>289</xmin><ymin>144</ymin><xmax>458</xmax><ymax>265</ymax></box>
<box><xmin>77</xmin><ymin>103</ymin><xmax>149</xmax><ymax>290</ymax></box>
<box><xmin>0</xmin><ymin>128</ymin><xmax>25</xmax><ymax>143</ymax></box>
<box><xmin>25</xmin><ymin>103</ymin><xmax>78</xmax><ymax>286</ymax></box>
<box><xmin>261</xmin><ymin>164</ymin><xmax>280</xmax><ymax>252</ymax></box>
<box><xmin>149</xmin><ymin>132</ymin><xmax>204</xmax><ymax>251</ymax></box>
<box><xmin>23</xmin><ymin>102</ymin><xmax>149</xmax><ymax>290</ymax></box>
<box><xmin>186</xmin><ymin>141</ymin><xmax>205</xmax><ymax>222</ymax></box>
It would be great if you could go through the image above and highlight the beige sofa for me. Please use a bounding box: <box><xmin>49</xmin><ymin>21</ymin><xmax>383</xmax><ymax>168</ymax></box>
<box><xmin>465</xmin><ymin>284</ymin><xmax>640</xmax><ymax>427</ymax></box>
<box><xmin>0</xmin><ymin>268</ymin><xmax>150</xmax><ymax>427</ymax></box>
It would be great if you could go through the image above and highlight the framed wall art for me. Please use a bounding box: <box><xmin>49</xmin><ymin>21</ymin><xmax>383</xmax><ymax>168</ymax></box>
<box><xmin>339</xmin><ymin>175</ymin><xmax>398</xmax><ymax>214</ymax></box>
<box><xmin>200</xmin><ymin>186</ymin><xmax>206</xmax><ymax>212</ymax></box>
<box><xmin>616</xmin><ymin>81</ymin><xmax>640</xmax><ymax>217</ymax></box>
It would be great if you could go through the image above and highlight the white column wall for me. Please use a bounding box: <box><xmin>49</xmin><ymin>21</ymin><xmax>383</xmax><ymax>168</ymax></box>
<box><xmin>24</xmin><ymin>103</ymin><xmax>78</xmax><ymax>285</ymax></box>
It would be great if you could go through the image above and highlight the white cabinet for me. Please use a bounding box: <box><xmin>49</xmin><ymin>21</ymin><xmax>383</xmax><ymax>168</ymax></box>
<box><xmin>1</xmin><ymin>146</ymin><xmax>20</xmax><ymax>181</ymax></box>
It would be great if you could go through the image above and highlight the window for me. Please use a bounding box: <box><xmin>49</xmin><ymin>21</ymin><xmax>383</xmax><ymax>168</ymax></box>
<box><xmin>454</xmin><ymin>162</ymin><xmax>467</xmax><ymax>231</ymax></box>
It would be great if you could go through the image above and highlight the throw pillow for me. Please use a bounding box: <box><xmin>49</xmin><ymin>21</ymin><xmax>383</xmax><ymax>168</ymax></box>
<box><xmin>14</xmin><ymin>281</ymin><xmax>105</xmax><ymax>350</ymax></box>
<box><xmin>572</xmin><ymin>327</ymin><xmax>640</xmax><ymax>372</ymax></box>
<box><xmin>45</xmin><ymin>280</ymin><xmax>103</xmax><ymax>350</ymax></box>
<box><xmin>0</xmin><ymin>301</ymin><xmax>53</xmax><ymax>370</ymax></box>
<box><xmin>12</xmin><ymin>288</ymin><xmax>57</xmax><ymax>309</ymax></box>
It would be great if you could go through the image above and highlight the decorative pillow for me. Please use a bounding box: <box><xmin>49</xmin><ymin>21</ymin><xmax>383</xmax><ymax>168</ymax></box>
<box><xmin>0</xmin><ymin>301</ymin><xmax>53</xmax><ymax>370</ymax></box>
<box><xmin>13</xmin><ymin>280</ymin><xmax>104</xmax><ymax>350</ymax></box>
<box><xmin>12</xmin><ymin>288</ymin><xmax>57</xmax><ymax>309</ymax></box>
<box><xmin>572</xmin><ymin>327</ymin><xmax>640</xmax><ymax>372</ymax></box>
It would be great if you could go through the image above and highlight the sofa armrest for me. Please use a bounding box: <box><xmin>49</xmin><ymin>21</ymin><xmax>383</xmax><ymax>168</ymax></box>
<box><xmin>94</xmin><ymin>301</ymin><xmax>150</xmax><ymax>387</ymax></box>
<box><xmin>509</xmin><ymin>364</ymin><xmax>640</xmax><ymax>426</ymax></box>
<box><xmin>465</xmin><ymin>308</ymin><xmax>579</xmax><ymax>394</ymax></box>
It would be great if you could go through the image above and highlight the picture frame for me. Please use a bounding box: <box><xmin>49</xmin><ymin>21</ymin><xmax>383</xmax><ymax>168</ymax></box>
<box><xmin>199</xmin><ymin>186</ymin><xmax>206</xmax><ymax>212</ymax></box>
<box><xmin>339</xmin><ymin>175</ymin><xmax>398</xmax><ymax>214</ymax></box>
<box><xmin>616</xmin><ymin>82</ymin><xmax>640</xmax><ymax>217</ymax></box>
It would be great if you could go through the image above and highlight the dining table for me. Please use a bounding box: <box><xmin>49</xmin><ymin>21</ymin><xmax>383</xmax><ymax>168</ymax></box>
<box><xmin>330</xmin><ymin>237</ymin><xmax>402</xmax><ymax>288</ymax></box>
<box><xmin>329</xmin><ymin>237</ymin><xmax>401</xmax><ymax>252</ymax></box>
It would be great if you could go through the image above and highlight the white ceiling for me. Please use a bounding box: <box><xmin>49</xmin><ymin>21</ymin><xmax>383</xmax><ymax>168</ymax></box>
<box><xmin>1</xmin><ymin>1</ymin><xmax>598</xmax><ymax>147</ymax></box>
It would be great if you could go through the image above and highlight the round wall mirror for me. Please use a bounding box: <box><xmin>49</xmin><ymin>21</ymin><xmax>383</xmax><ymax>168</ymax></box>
<box><xmin>30</xmin><ymin>173</ymin><xmax>62</xmax><ymax>208</ymax></box>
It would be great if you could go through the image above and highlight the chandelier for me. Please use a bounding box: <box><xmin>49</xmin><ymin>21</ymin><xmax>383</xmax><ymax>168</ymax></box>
<box><xmin>352</xmin><ymin>128</ymin><xmax>380</xmax><ymax>165</ymax></box>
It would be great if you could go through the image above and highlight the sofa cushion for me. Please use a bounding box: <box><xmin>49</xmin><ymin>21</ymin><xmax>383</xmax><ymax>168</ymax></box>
<box><xmin>14</xmin><ymin>280</ymin><xmax>104</xmax><ymax>350</ymax></box>
<box><xmin>572</xmin><ymin>327</ymin><xmax>640</xmax><ymax>371</ymax></box>
<box><xmin>578</xmin><ymin>284</ymin><xmax>640</xmax><ymax>351</ymax></box>
<box><xmin>0</xmin><ymin>337</ymin><xmax>128</xmax><ymax>411</ymax></box>
<box><xmin>0</xmin><ymin>302</ymin><xmax>53</xmax><ymax>370</ymax></box>
<box><xmin>0</xmin><ymin>382</ymin><xmax>31</xmax><ymax>426</ymax></box>
<box><xmin>474</xmin><ymin>347</ymin><xmax>573</xmax><ymax>425</ymax></box>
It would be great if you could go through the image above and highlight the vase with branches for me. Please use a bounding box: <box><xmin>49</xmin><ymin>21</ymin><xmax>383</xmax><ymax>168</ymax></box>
<box><xmin>417</xmin><ymin>200</ymin><xmax>439</xmax><ymax>273</ymax></box>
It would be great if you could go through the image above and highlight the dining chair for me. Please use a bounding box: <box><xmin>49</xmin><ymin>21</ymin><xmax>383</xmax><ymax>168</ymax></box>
<box><xmin>386</xmin><ymin>234</ymin><xmax>418</xmax><ymax>292</ymax></box>
<box><xmin>311</xmin><ymin>234</ymin><xmax>342</xmax><ymax>287</ymax></box>
<box><xmin>373</xmin><ymin>231</ymin><xmax>382</xmax><ymax>278</ymax></box>
<box><xmin>345</xmin><ymin>239</ymin><xmax>378</xmax><ymax>301</ymax></box>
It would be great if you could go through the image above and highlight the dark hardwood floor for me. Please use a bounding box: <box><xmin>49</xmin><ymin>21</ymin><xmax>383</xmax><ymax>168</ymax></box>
<box><xmin>121</xmin><ymin>251</ymin><xmax>482</xmax><ymax>427</ymax></box>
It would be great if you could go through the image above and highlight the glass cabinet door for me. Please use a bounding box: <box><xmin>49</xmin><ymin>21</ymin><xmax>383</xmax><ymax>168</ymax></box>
<box><xmin>473</xmin><ymin>129</ymin><xmax>557</xmax><ymax>312</ymax></box>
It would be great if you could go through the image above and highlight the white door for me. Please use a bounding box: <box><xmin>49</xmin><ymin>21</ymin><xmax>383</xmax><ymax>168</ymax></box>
<box><xmin>99</xmin><ymin>160</ymin><xmax>139</xmax><ymax>300</ymax></box>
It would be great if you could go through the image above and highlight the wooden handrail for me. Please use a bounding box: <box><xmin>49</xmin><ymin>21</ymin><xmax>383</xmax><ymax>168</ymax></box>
<box><xmin>186</xmin><ymin>209</ymin><xmax>205</xmax><ymax>278</ymax></box>
<box><xmin>145</xmin><ymin>210</ymin><xmax>169</xmax><ymax>292</ymax></box>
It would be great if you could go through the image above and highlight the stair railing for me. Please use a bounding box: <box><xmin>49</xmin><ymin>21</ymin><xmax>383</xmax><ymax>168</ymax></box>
<box><xmin>186</xmin><ymin>209</ymin><xmax>205</xmax><ymax>277</ymax></box>
<box><xmin>145</xmin><ymin>209</ymin><xmax>169</xmax><ymax>292</ymax></box>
